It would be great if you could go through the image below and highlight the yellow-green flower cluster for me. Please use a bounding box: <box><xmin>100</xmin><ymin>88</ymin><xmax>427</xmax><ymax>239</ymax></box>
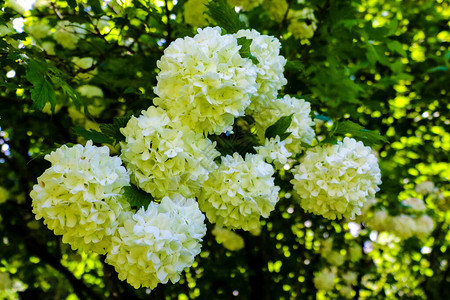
<box><xmin>30</xmin><ymin>142</ymin><xmax>130</xmax><ymax>254</ymax></box>
<box><xmin>184</xmin><ymin>0</ymin><xmax>210</xmax><ymax>28</ymax></box>
<box><xmin>106</xmin><ymin>195</ymin><xmax>206</xmax><ymax>289</ymax></box>
<box><xmin>198</xmin><ymin>153</ymin><xmax>279</xmax><ymax>231</ymax></box>
<box><xmin>253</xmin><ymin>95</ymin><xmax>316</xmax><ymax>154</ymax></box>
<box><xmin>288</xmin><ymin>8</ymin><xmax>318</xmax><ymax>40</ymax></box>
<box><xmin>0</xmin><ymin>272</ymin><xmax>12</xmax><ymax>290</ymax></box>
<box><xmin>0</xmin><ymin>187</ymin><xmax>9</xmax><ymax>204</ymax></box>
<box><xmin>120</xmin><ymin>106</ymin><xmax>219</xmax><ymax>199</ymax></box>
<box><xmin>313</xmin><ymin>268</ymin><xmax>336</xmax><ymax>291</ymax></box>
<box><xmin>254</xmin><ymin>136</ymin><xmax>292</xmax><ymax>168</ymax></box>
<box><xmin>291</xmin><ymin>137</ymin><xmax>381</xmax><ymax>220</ymax></box>
<box><xmin>154</xmin><ymin>27</ymin><xmax>257</xmax><ymax>134</ymax></box>
<box><xmin>234</xmin><ymin>29</ymin><xmax>287</xmax><ymax>109</ymax></box>
<box><xmin>212</xmin><ymin>226</ymin><xmax>245</xmax><ymax>251</ymax></box>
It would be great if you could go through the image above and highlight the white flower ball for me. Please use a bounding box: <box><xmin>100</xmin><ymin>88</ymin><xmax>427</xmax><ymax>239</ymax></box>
<box><xmin>414</xmin><ymin>214</ymin><xmax>434</xmax><ymax>239</ymax></box>
<box><xmin>339</xmin><ymin>285</ymin><xmax>354</xmax><ymax>299</ymax></box>
<box><xmin>288</xmin><ymin>8</ymin><xmax>318</xmax><ymax>40</ymax></box>
<box><xmin>234</xmin><ymin>29</ymin><xmax>287</xmax><ymax>108</ymax></box>
<box><xmin>291</xmin><ymin>137</ymin><xmax>382</xmax><ymax>219</ymax></box>
<box><xmin>313</xmin><ymin>269</ymin><xmax>335</xmax><ymax>291</ymax></box>
<box><xmin>366</xmin><ymin>209</ymin><xmax>391</xmax><ymax>231</ymax></box>
<box><xmin>325</xmin><ymin>251</ymin><xmax>345</xmax><ymax>266</ymax></box>
<box><xmin>392</xmin><ymin>214</ymin><xmax>416</xmax><ymax>239</ymax></box>
<box><xmin>212</xmin><ymin>226</ymin><xmax>245</xmax><ymax>251</ymax></box>
<box><xmin>154</xmin><ymin>27</ymin><xmax>257</xmax><ymax>134</ymax></box>
<box><xmin>263</xmin><ymin>0</ymin><xmax>289</xmax><ymax>22</ymax></box>
<box><xmin>415</xmin><ymin>181</ymin><xmax>435</xmax><ymax>195</ymax></box>
<box><xmin>106</xmin><ymin>195</ymin><xmax>206</xmax><ymax>289</ymax></box>
<box><xmin>198</xmin><ymin>153</ymin><xmax>279</xmax><ymax>231</ymax></box>
<box><xmin>402</xmin><ymin>197</ymin><xmax>426</xmax><ymax>212</ymax></box>
<box><xmin>30</xmin><ymin>141</ymin><xmax>130</xmax><ymax>254</ymax></box>
<box><xmin>0</xmin><ymin>272</ymin><xmax>12</xmax><ymax>290</ymax></box>
<box><xmin>120</xmin><ymin>106</ymin><xmax>219</xmax><ymax>199</ymax></box>
<box><xmin>342</xmin><ymin>271</ymin><xmax>358</xmax><ymax>285</ymax></box>
<box><xmin>252</xmin><ymin>95</ymin><xmax>315</xmax><ymax>155</ymax></box>
<box><xmin>254</xmin><ymin>136</ymin><xmax>292</xmax><ymax>168</ymax></box>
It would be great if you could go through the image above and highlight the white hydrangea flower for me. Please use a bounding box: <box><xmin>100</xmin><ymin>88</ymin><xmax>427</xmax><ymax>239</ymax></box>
<box><xmin>0</xmin><ymin>187</ymin><xmax>9</xmax><ymax>204</ymax></box>
<box><xmin>120</xmin><ymin>106</ymin><xmax>219</xmax><ymax>199</ymax></box>
<box><xmin>234</xmin><ymin>29</ymin><xmax>287</xmax><ymax>108</ymax></box>
<box><xmin>414</xmin><ymin>214</ymin><xmax>434</xmax><ymax>239</ymax></box>
<box><xmin>5</xmin><ymin>0</ymin><xmax>25</xmax><ymax>14</ymax></box>
<box><xmin>198</xmin><ymin>153</ymin><xmax>279</xmax><ymax>231</ymax></box>
<box><xmin>30</xmin><ymin>141</ymin><xmax>130</xmax><ymax>254</ymax></box>
<box><xmin>72</xmin><ymin>57</ymin><xmax>98</xmax><ymax>81</ymax></box>
<box><xmin>402</xmin><ymin>197</ymin><xmax>426</xmax><ymax>212</ymax></box>
<box><xmin>212</xmin><ymin>226</ymin><xmax>245</xmax><ymax>251</ymax></box>
<box><xmin>106</xmin><ymin>195</ymin><xmax>206</xmax><ymax>289</ymax></box>
<box><xmin>184</xmin><ymin>0</ymin><xmax>210</xmax><ymax>28</ymax></box>
<box><xmin>325</xmin><ymin>251</ymin><xmax>345</xmax><ymax>266</ymax></box>
<box><xmin>228</xmin><ymin>0</ymin><xmax>263</xmax><ymax>11</ymax></box>
<box><xmin>291</xmin><ymin>137</ymin><xmax>381</xmax><ymax>220</ymax></box>
<box><xmin>54</xmin><ymin>21</ymin><xmax>84</xmax><ymax>50</ymax></box>
<box><xmin>320</xmin><ymin>238</ymin><xmax>333</xmax><ymax>256</ymax></box>
<box><xmin>348</xmin><ymin>243</ymin><xmax>363</xmax><ymax>262</ymax></box>
<box><xmin>392</xmin><ymin>214</ymin><xmax>416</xmax><ymax>239</ymax></box>
<box><xmin>342</xmin><ymin>271</ymin><xmax>358</xmax><ymax>285</ymax></box>
<box><xmin>254</xmin><ymin>136</ymin><xmax>292</xmax><ymax>168</ymax></box>
<box><xmin>154</xmin><ymin>27</ymin><xmax>257</xmax><ymax>134</ymax></box>
<box><xmin>77</xmin><ymin>85</ymin><xmax>104</xmax><ymax>98</ymax></box>
<box><xmin>313</xmin><ymin>268</ymin><xmax>335</xmax><ymax>291</ymax></box>
<box><xmin>415</xmin><ymin>181</ymin><xmax>435</xmax><ymax>195</ymax></box>
<box><xmin>288</xmin><ymin>8</ymin><xmax>317</xmax><ymax>40</ymax></box>
<box><xmin>365</xmin><ymin>209</ymin><xmax>391</xmax><ymax>231</ymax></box>
<box><xmin>263</xmin><ymin>0</ymin><xmax>289</xmax><ymax>22</ymax></box>
<box><xmin>252</xmin><ymin>95</ymin><xmax>315</xmax><ymax>155</ymax></box>
<box><xmin>339</xmin><ymin>285</ymin><xmax>354</xmax><ymax>299</ymax></box>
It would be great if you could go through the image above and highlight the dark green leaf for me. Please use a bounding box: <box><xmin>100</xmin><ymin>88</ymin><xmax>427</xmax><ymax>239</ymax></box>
<box><xmin>30</xmin><ymin>78</ymin><xmax>55</xmax><ymax>111</ymax></box>
<box><xmin>333</xmin><ymin>120</ymin><xmax>388</xmax><ymax>146</ymax></box>
<box><xmin>66</xmin><ymin>0</ymin><xmax>77</xmax><ymax>9</ymax></box>
<box><xmin>426</xmin><ymin>66</ymin><xmax>448</xmax><ymax>73</ymax></box>
<box><xmin>122</xmin><ymin>185</ymin><xmax>154</xmax><ymax>210</ymax></box>
<box><xmin>285</xmin><ymin>60</ymin><xmax>303</xmax><ymax>72</ymax></box>
<box><xmin>73</xmin><ymin>127</ymin><xmax>114</xmax><ymax>144</ymax></box>
<box><xmin>237</xmin><ymin>37</ymin><xmax>258</xmax><ymax>64</ymax></box>
<box><xmin>99</xmin><ymin>116</ymin><xmax>131</xmax><ymax>144</ymax></box>
<box><xmin>386</xmin><ymin>40</ymin><xmax>406</xmax><ymax>57</ymax></box>
<box><xmin>207</xmin><ymin>0</ymin><xmax>245</xmax><ymax>33</ymax></box>
<box><xmin>265</xmin><ymin>114</ymin><xmax>294</xmax><ymax>141</ymax></box>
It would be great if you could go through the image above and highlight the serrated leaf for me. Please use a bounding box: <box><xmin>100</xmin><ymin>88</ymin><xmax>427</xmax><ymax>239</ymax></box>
<box><xmin>334</xmin><ymin>120</ymin><xmax>388</xmax><ymax>146</ymax></box>
<box><xmin>99</xmin><ymin>116</ymin><xmax>131</xmax><ymax>144</ymax></box>
<box><xmin>122</xmin><ymin>185</ymin><xmax>154</xmax><ymax>209</ymax></box>
<box><xmin>265</xmin><ymin>114</ymin><xmax>294</xmax><ymax>141</ymax></box>
<box><xmin>237</xmin><ymin>37</ymin><xmax>258</xmax><ymax>64</ymax></box>
<box><xmin>285</xmin><ymin>60</ymin><xmax>303</xmax><ymax>71</ymax></box>
<box><xmin>207</xmin><ymin>0</ymin><xmax>245</xmax><ymax>33</ymax></box>
<box><xmin>386</xmin><ymin>40</ymin><xmax>406</xmax><ymax>57</ymax></box>
<box><xmin>73</xmin><ymin>127</ymin><xmax>114</xmax><ymax>144</ymax></box>
<box><xmin>30</xmin><ymin>78</ymin><xmax>55</xmax><ymax>111</ymax></box>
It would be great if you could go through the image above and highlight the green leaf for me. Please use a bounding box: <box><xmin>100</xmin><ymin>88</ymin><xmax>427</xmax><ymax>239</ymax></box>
<box><xmin>73</xmin><ymin>127</ymin><xmax>114</xmax><ymax>145</ymax></box>
<box><xmin>237</xmin><ymin>37</ymin><xmax>258</xmax><ymax>64</ymax></box>
<box><xmin>99</xmin><ymin>116</ymin><xmax>131</xmax><ymax>144</ymax></box>
<box><xmin>426</xmin><ymin>66</ymin><xmax>448</xmax><ymax>73</ymax></box>
<box><xmin>386</xmin><ymin>40</ymin><xmax>407</xmax><ymax>57</ymax></box>
<box><xmin>285</xmin><ymin>60</ymin><xmax>303</xmax><ymax>72</ymax></box>
<box><xmin>207</xmin><ymin>0</ymin><xmax>245</xmax><ymax>33</ymax></box>
<box><xmin>265</xmin><ymin>114</ymin><xmax>294</xmax><ymax>141</ymax></box>
<box><xmin>66</xmin><ymin>0</ymin><xmax>77</xmax><ymax>9</ymax></box>
<box><xmin>30</xmin><ymin>78</ymin><xmax>55</xmax><ymax>111</ymax></box>
<box><xmin>333</xmin><ymin>120</ymin><xmax>388</xmax><ymax>146</ymax></box>
<box><xmin>122</xmin><ymin>185</ymin><xmax>154</xmax><ymax>210</ymax></box>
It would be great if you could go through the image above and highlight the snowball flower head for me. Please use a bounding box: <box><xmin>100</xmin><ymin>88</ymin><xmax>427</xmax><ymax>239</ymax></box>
<box><xmin>415</xmin><ymin>181</ymin><xmax>435</xmax><ymax>195</ymax></box>
<box><xmin>54</xmin><ymin>21</ymin><xmax>84</xmax><ymax>50</ymax></box>
<box><xmin>348</xmin><ymin>243</ymin><xmax>363</xmax><ymax>262</ymax></box>
<box><xmin>0</xmin><ymin>187</ymin><xmax>9</xmax><ymax>204</ymax></box>
<box><xmin>288</xmin><ymin>8</ymin><xmax>317</xmax><ymax>40</ymax></box>
<box><xmin>313</xmin><ymin>268</ymin><xmax>335</xmax><ymax>291</ymax></box>
<box><xmin>154</xmin><ymin>27</ymin><xmax>257</xmax><ymax>134</ymax></box>
<box><xmin>291</xmin><ymin>138</ymin><xmax>381</xmax><ymax>219</ymax></box>
<box><xmin>30</xmin><ymin>141</ymin><xmax>130</xmax><ymax>254</ymax></box>
<box><xmin>120</xmin><ymin>106</ymin><xmax>219</xmax><ymax>199</ymax></box>
<box><xmin>402</xmin><ymin>197</ymin><xmax>426</xmax><ymax>212</ymax></box>
<box><xmin>234</xmin><ymin>29</ymin><xmax>287</xmax><ymax>108</ymax></box>
<box><xmin>414</xmin><ymin>214</ymin><xmax>434</xmax><ymax>239</ymax></box>
<box><xmin>252</xmin><ymin>95</ymin><xmax>315</xmax><ymax>154</ymax></box>
<box><xmin>184</xmin><ymin>0</ymin><xmax>210</xmax><ymax>28</ymax></box>
<box><xmin>340</xmin><ymin>285</ymin><xmax>354</xmax><ymax>299</ymax></box>
<box><xmin>0</xmin><ymin>272</ymin><xmax>12</xmax><ymax>290</ymax></box>
<box><xmin>198</xmin><ymin>153</ymin><xmax>279</xmax><ymax>231</ymax></box>
<box><xmin>392</xmin><ymin>214</ymin><xmax>416</xmax><ymax>239</ymax></box>
<box><xmin>263</xmin><ymin>0</ymin><xmax>289</xmax><ymax>22</ymax></box>
<box><xmin>325</xmin><ymin>251</ymin><xmax>345</xmax><ymax>266</ymax></box>
<box><xmin>342</xmin><ymin>271</ymin><xmax>358</xmax><ymax>285</ymax></box>
<box><xmin>366</xmin><ymin>209</ymin><xmax>391</xmax><ymax>231</ymax></box>
<box><xmin>254</xmin><ymin>136</ymin><xmax>292</xmax><ymax>168</ymax></box>
<box><xmin>228</xmin><ymin>0</ymin><xmax>263</xmax><ymax>11</ymax></box>
<box><xmin>212</xmin><ymin>226</ymin><xmax>245</xmax><ymax>251</ymax></box>
<box><xmin>106</xmin><ymin>195</ymin><xmax>206</xmax><ymax>289</ymax></box>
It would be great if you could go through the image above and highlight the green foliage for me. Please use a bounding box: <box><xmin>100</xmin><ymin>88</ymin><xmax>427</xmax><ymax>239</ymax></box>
<box><xmin>122</xmin><ymin>184</ymin><xmax>154</xmax><ymax>210</ymax></box>
<box><xmin>237</xmin><ymin>37</ymin><xmax>258</xmax><ymax>64</ymax></box>
<box><xmin>207</xmin><ymin>0</ymin><xmax>245</xmax><ymax>33</ymax></box>
<box><xmin>265</xmin><ymin>114</ymin><xmax>294</xmax><ymax>141</ymax></box>
<box><xmin>329</xmin><ymin>120</ymin><xmax>388</xmax><ymax>146</ymax></box>
<box><xmin>72</xmin><ymin>127</ymin><xmax>114</xmax><ymax>145</ymax></box>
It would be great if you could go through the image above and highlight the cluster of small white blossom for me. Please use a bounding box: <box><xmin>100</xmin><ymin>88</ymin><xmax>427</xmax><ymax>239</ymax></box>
<box><xmin>287</xmin><ymin>8</ymin><xmax>318</xmax><ymax>40</ymax></box>
<box><xmin>254</xmin><ymin>136</ymin><xmax>292</xmax><ymax>168</ymax></box>
<box><xmin>319</xmin><ymin>239</ymin><xmax>362</xmax><ymax>267</ymax></box>
<box><xmin>291</xmin><ymin>137</ymin><xmax>381</xmax><ymax>219</ymax></box>
<box><xmin>212</xmin><ymin>226</ymin><xmax>245</xmax><ymax>251</ymax></box>
<box><xmin>30</xmin><ymin>142</ymin><xmax>130</xmax><ymax>254</ymax></box>
<box><xmin>366</xmin><ymin>209</ymin><xmax>434</xmax><ymax>239</ymax></box>
<box><xmin>313</xmin><ymin>268</ymin><xmax>336</xmax><ymax>291</ymax></box>
<box><xmin>120</xmin><ymin>106</ymin><xmax>219</xmax><ymax>199</ymax></box>
<box><xmin>198</xmin><ymin>153</ymin><xmax>279</xmax><ymax>231</ymax></box>
<box><xmin>106</xmin><ymin>195</ymin><xmax>206</xmax><ymax>289</ymax></box>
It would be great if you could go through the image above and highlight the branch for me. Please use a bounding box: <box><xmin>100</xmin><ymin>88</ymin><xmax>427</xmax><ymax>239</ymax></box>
<box><xmin>164</xmin><ymin>0</ymin><xmax>173</xmax><ymax>45</ymax></box>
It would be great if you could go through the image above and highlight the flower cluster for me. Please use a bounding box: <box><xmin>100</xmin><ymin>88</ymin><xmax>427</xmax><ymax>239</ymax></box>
<box><xmin>0</xmin><ymin>187</ymin><xmax>9</xmax><ymax>204</ymax></box>
<box><xmin>198</xmin><ymin>153</ymin><xmax>279</xmax><ymax>231</ymax></box>
<box><xmin>184</xmin><ymin>0</ymin><xmax>210</xmax><ymax>28</ymax></box>
<box><xmin>120</xmin><ymin>106</ymin><xmax>219</xmax><ymax>199</ymax></box>
<box><xmin>313</xmin><ymin>268</ymin><xmax>336</xmax><ymax>291</ymax></box>
<box><xmin>154</xmin><ymin>27</ymin><xmax>257</xmax><ymax>134</ymax></box>
<box><xmin>212</xmin><ymin>226</ymin><xmax>245</xmax><ymax>251</ymax></box>
<box><xmin>30</xmin><ymin>142</ymin><xmax>130</xmax><ymax>254</ymax></box>
<box><xmin>106</xmin><ymin>195</ymin><xmax>206</xmax><ymax>289</ymax></box>
<box><xmin>291</xmin><ymin>137</ymin><xmax>381</xmax><ymax>219</ymax></box>
<box><xmin>287</xmin><ymin>8</ymin><xmax>318</xmax><ymax>40</ymax></box>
